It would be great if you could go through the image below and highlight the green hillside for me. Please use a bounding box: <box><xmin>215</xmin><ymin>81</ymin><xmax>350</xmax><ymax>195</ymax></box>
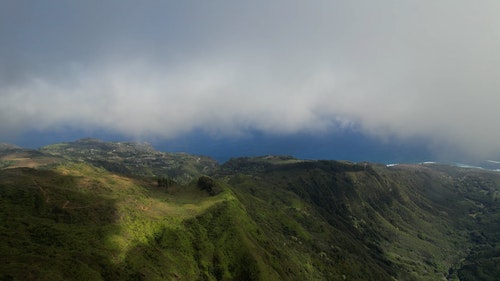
<box><xmin>40</xmin><ymin>138</ymin><xmax>218</xmax><ymax>184</ymax></box>
<box><xmin>0</xmin><ymin>142</ymin><xmax>498</xmax><ymax>280</ymax></box>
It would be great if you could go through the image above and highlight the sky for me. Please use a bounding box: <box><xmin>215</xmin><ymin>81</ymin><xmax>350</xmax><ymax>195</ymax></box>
<box><xmin>1</xmin><ymin>1</ymin><xmax>500</xmax><ymax>163</ymax></box>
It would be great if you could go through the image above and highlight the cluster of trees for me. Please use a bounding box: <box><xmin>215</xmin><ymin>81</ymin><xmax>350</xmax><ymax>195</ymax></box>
<box><xmin>157</xmin><ymin>176</ymin><xmax>175</xmax><ymax>189</ymax></box>
<box><xmin>197</xmin><ymin>176</ymin><xmax>222</xmax><ymax>196</ymax></box>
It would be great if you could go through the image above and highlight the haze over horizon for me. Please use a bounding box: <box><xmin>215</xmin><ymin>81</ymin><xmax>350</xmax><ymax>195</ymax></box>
<box><xmin>2</xmin><ymin>1</ymin><xmax>500</xmax><ymax>163</ymax></box>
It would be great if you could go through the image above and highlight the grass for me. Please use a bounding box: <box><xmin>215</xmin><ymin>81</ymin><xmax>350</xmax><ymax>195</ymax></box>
<box><xmin>222</xmin><ymin>159</ymin><xmax>500</xmax><ymax>280</ymax></box>
<box><xmin>0</xmin><ymin>165</ymin><xmax>193</xmax><ymax>278</ymax></box>
<box><xmin>1</xmin><ymin>154</ymin><xmax>499</xmax><ymax>280</ymax></box>
<box><xmin>0</xmin><ymin>163</ymin><xmax>273</xmax><ymax>280</ymax></box>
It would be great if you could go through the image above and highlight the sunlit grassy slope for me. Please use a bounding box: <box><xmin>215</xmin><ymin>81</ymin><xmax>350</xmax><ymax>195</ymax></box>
<box><xmin>0</xmin><ymin>163</ymin><xmax>273</xmax><ymax>280</ymax></box>
<box><xmin>0</xmin><ymin>148</ymin><xmax>499</xmax><ymax>280</ymax></box>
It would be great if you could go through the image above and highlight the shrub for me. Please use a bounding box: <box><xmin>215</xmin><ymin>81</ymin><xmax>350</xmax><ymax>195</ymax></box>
<box><xmin>197</xmin><ymin>176</ymin><xmax>222</xmax><ymax>196</ymax></box>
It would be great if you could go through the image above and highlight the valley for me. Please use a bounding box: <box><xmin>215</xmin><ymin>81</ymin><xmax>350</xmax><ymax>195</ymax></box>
<box><xmin>0</xmin><ymin>140</ymin><xmax>498</xmax><ymax>280</ymax></box>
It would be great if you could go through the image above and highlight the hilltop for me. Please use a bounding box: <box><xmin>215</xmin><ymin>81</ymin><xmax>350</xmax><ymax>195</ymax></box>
<box><xmin>40</xmin><ymin>138</ymin><xmax>218</xmax><ymax>184</ymax></box>
<box><xmin>0</xmin><ymin>140</ymin><xmax>499</xmax><ymax>280</ymax></box>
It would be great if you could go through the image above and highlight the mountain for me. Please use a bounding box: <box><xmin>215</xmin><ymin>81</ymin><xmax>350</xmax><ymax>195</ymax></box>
<box><xmin>40</xmin><ymin>138</ymin><xmax>218</xmax><ymax>184</ymax></box>
<box><xmin>0</xmin><ymin>140</ymin><xmax>498</xmax><ymax>280</ymax></box>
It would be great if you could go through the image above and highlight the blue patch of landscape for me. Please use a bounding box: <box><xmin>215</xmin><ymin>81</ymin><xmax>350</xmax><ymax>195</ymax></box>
<box><xmin>13</xmin><ymin>128</ymin><xmax>434</xmax><ymax>164</ymax></box>
<box><xmin>152</xmin><ymin>130</ymin><xmax>434</xmax><ymax>164</ymax></box>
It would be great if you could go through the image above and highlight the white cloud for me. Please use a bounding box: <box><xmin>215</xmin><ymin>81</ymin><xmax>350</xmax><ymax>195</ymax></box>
<box><xmin>1</xmin><ymin>1</ymin><xmax>500</xmax><ymax>159</ymax></box>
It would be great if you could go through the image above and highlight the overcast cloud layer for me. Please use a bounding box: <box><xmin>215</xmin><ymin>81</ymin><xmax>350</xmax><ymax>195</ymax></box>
<box><xmin>1</xmin><ymin>1</ymin><xmax>500</xmax><ymax>160</ymax></box>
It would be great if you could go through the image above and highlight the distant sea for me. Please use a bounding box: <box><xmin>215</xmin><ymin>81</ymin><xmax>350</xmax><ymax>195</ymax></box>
<box><xmin>16</xmin><ymin>128</ymin><xmax>440</xmax><ymax>164</ymax></box>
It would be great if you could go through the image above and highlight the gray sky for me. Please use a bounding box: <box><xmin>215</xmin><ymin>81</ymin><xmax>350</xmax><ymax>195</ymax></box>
<box><xmin>1</xmin><ymin>1</ymin><xmax>500</xmax><ymax>160</ymax></box>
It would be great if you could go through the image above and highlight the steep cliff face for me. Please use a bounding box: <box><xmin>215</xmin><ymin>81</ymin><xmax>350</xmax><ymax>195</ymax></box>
<box><xmin>219</xmin><ymin>157</ymin><xmax>499</xmax><ymax>280</ymax></box>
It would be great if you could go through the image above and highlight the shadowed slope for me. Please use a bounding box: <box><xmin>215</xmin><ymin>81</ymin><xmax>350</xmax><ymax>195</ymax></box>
<box><xmin>220</xmin><ymin>157</ymin><xmax>500</xmax><ymax>280</ymax></box>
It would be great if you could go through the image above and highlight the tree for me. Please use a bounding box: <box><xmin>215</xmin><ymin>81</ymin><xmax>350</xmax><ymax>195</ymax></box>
<box><xmin>197</xmin><ymin>176</ymin><xmax>222</xmax><ymax>196</ymax></box>
<box><xmin>157</xmin><ymin>176</ymin><xmax>174</xmax><ymax>189</ymax></box>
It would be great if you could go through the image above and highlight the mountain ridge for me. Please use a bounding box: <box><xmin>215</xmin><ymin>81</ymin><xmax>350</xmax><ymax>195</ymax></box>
<box><xmin>0</xmin><ymin>139</ymin><xmax>498</xmax><ymax>280</ymax></box>
<box><xmin>39</xmin><ymin>138</ymin><xmax>218</xmax><ymax>184</ymax></box>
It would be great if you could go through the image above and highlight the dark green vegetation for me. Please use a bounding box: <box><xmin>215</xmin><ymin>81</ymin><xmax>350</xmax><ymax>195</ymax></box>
<box><xmin>0</xmin><ymin>140</ymin><xmax>499</xmax><ymax>280</ymax></box>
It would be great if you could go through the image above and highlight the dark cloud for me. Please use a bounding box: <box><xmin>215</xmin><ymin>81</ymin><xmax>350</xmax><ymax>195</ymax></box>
<box><xmin>1</xmin><ymin>1</ymin><xmax>500</xmax><ymax>160</ymax></box>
